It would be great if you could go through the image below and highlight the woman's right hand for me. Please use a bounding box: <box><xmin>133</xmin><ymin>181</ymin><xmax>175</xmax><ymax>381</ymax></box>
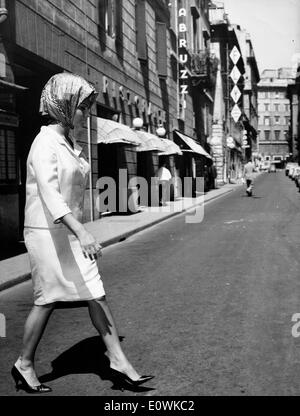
<box><xmin>60</xmin><ymin>214</ymin><xmax>102</xmax><ymax>260</ymax></box>
<box><xmin>77</xmin><ymin>229</ymin><xmax>102</xmax><ymax>260</ymax></box>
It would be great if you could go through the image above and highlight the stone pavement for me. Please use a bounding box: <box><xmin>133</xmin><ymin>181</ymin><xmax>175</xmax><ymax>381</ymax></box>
<box><xmin>0</xmin><ymin>181</ymin><xmax>244</xmax><ymax>292</ymax></box>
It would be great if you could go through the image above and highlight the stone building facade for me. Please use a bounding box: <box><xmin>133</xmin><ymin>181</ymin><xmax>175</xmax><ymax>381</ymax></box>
<box><xmin>287</xmin><ymin>64</ymin><xmax>300</xmax><ymax>163</ymax></box>
<box><xmin>209</xmin><ymin>3</ymin><xmax>246</xmax><ymax>185</ymax></box>
<box><xmin>0</xmin><ymin>0</ymin><xmax>213</xmax><ymax>249</ymax></box>
<box><xmin>257</xmin><ymin>69</ymin><xmax>294</xmax><ymax>165</ymax></box>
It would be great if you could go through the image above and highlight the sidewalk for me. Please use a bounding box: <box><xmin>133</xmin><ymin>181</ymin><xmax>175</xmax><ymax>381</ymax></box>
<box><xmin>0</xmin><ymin>182</ymin><xmax>242</xmax><ymax>292</ymax></box>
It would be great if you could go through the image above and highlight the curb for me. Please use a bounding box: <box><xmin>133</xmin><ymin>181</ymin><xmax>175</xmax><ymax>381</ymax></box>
<box><xmin>0</xmin><ymin>273</ymin><xmax>32</xmax><ymax>293</ymax></box>
<box><xmin>101</xmin><ymin>186</ymin><xmax>235</xmax><ymax>248</ymax></box>
<box><xmin>0</xmin><ymin>186</ymin><xmax>235</xmax><ymax>293</ymax></box>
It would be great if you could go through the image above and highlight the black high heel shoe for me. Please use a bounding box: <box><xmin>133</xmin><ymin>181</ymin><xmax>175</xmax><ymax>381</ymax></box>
<box><xmin>11</xmin><ymin>365</ymin><xmax>52</xmax><ymax>394</ymax></box>
<box><xmin>110</xmin><ymin>368</ymin><xmax>154</xmax><ymax>391</ymax></box>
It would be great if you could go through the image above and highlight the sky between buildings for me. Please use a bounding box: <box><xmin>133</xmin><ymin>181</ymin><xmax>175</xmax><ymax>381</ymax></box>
<box><xmin>222</xmin><ymin>0</ymin><xmax>300</xmax><ymax>74</ymax></box>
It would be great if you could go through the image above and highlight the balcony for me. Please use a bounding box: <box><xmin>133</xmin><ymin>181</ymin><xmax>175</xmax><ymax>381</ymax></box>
<box><xmin>191</xmin><ymin>50</ymin><xmax>218</xmax><ymax>88</ymax></box>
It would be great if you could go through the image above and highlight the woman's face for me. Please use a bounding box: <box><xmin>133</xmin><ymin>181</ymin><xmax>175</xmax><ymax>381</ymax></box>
<box><xmin>73</xmin><ymin>99</ymin><xmax>91</xmax><ymax>128</ymax></box>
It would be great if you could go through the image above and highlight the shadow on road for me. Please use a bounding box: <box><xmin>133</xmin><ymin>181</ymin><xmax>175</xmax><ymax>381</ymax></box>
<box><xmin>39</xmin><ymin>336</ymin><xmax>154</xmax><ymax>393</ymax></box>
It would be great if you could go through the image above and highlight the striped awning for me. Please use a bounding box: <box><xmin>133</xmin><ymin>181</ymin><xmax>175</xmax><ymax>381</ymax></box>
<box><xmin>96</xmin><ymin>118</ymin><xmax>142</xmax><ymax>146</ymax></box>
<box><xmin>158</xmin><ymin>139</ymin><xmax>182</xmax><ymax>156</ymax></box>
<box><xmin>174</xmin><ymin>131</ymin><xmax>212</xmax><ymax>159</ymax></box>
<box><xmin>134</xmin><ymin>130</ymin><xmax>166</xmax><ymax>152</ymax></box>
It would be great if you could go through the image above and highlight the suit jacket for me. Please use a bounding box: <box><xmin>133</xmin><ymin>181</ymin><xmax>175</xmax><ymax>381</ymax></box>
<box><xmin>24</xmin><ymin>126</ymin><xmax>90</xmax><ymax>229</ymax></box>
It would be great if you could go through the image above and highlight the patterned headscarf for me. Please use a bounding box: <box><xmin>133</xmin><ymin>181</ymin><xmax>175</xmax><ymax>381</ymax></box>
<box><xmin>39</xmin><ymin>73</ymin><xmax>98</xmax><ymax>129</ymax></box>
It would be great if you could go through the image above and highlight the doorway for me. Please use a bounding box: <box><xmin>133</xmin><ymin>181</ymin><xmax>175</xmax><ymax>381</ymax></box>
<box><xmin>14</xmin><ymin>54</ymin><xmax>60</xmax><ymax>238</ymax></box>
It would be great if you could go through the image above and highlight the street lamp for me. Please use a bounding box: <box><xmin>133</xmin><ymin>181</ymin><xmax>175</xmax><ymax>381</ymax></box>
<box><xmin>132</xmin><ymin>117</ymin><xmax>144</xmax><ymax>129</ymax></box>
<box><xmin>156</xmin><ymin>125</ymin><xmax>166</xmax><ymax>138</ymax></box>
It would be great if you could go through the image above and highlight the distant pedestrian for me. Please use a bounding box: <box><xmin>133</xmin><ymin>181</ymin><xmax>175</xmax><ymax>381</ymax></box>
<box><xmin>243</xmin><ymin>159</ymin><xmax>256</xmax><ymax>196</ymax></box>
<box><xmin>156</xmin><ymin>157</ymin><xmax>172</xmax><ymax>206</ymax></box>
<box><xmin>11</xmin><ymin>73</ymin><xmax>153</xmax><ymax>394</ymax></box>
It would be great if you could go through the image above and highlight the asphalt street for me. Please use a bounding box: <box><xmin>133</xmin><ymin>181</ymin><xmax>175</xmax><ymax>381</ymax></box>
<box><xmin>1</xmin><ymin>171</ymin><xmax>300</xmax><ymax>396</ymax></box>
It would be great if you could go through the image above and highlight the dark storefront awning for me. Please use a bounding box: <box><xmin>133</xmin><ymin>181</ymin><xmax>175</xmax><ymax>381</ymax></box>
<box><xmin>0</xmin><ymin>79</ymin><xmax>28</xmax><ymax>91</ymax></box>
<box><xmin>134</xmin><ymin>130</ymin><xmax>166</xmax><ymax>152</ymax></box>
<box><xmin>174</xmin><ymin>131</ymin><xmax>212</xmax><ymax>159</ymax></box>
<box><xmin>96</xmin><ymin>118</ymin><xmax>142</xmax><ymax>146</ymax></box>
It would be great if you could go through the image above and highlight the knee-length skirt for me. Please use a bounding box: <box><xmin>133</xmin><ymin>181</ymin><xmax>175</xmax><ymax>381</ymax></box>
<box><xmin>24</xmin><ymin>227</ymin><xmax>105</xmax><ymax>305</ymax></box>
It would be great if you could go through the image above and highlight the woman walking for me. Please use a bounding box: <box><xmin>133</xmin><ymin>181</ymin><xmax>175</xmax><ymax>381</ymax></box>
<box><xmin>11</xmin><ymin>73</ymin><xmax>153</xmax><ymax>394</ymax></box>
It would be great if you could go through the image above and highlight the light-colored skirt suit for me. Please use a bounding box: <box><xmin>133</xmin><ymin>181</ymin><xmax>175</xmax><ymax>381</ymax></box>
<box><xmin>24</xmin><ymin>126</ymin><xmax>105</xmax><ymax>305</ymax></box>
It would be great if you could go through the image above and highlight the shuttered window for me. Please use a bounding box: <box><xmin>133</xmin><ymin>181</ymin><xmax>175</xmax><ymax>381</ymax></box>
<box><xmin>274</xmin><ymin>130</ymin><xmax>281</xmax><ymax>140</ymax></box>
<box><xmin>169</xmin><ymin>1</ymin><xmax>177</xmax><ymax>33</ymax></box>
<box><xmin>156</xmin><ymin>22</ymin><xmax>167</xmax><ymax>78</ymax></box>
<box><xmin>115</xmin><ymin>0</ymin><xmax>124</xmax><ymax>59</ymax></box>
<box><xmin>99</xmin><ymin>0</ymin><xmax>123</xmax><ymax>54</ymax></box>
<box><xmin>136</xmin><ymin>0</ymin><xmax>147</xmax><ymax>61</ymax></box>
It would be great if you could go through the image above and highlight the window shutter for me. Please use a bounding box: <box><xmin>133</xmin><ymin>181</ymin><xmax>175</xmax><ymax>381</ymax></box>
<box><xmin>115</xmin><ymin>0</ymin><xmax>124</xmax><ymax>59</ymax></box>
<box><xmin>136</xmin><ymin>0</ymin><xmax>147</xmax><ymax>61</ymax></box>
<box><xmin>156</xmin><ymin>22</ymin><xmax>167</xmax><ymax>78</ymax></box>
<box><xmin>98</xmin><ymin>0</ymin><xmax>107</xmax><ymax>49</ymax></box>
<box><xmin>169</xmin><ymin>1</ymin><xmax>176</xmax><ymax>33</ymax></box>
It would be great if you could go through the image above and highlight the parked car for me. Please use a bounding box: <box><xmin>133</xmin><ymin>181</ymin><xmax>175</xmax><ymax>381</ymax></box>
<box><xmin>295</xmin><ymin>174</ymin><xmax>300</xmax><ymax>189</ymax></box>
<box><xmin>262</xmin><ymin>161</ymin><xmax>271</xmax><ymax>171</ymax></box>
<box><xmin>285</xmin><ymin>162</ymin><xmax>294</xmax><ymax>176</ymax></box>
<box><xmin>292</xmin><ymin>167</ymin><xmax>300</xmax><ymax>185</ymax></box>
<box><xmin>288</xmin><ymin>164</ymin><xmax>298</xmax><ymax>178</ymax></box>
<box><xmin>268</xmin><ymin>163</ymin><xmax>276</xmax><ymax>173</ymax></box>
<box><xmin>291</xmin><ymin>166</ymin><xmax>300</xmax><ymax>180</ymax></box>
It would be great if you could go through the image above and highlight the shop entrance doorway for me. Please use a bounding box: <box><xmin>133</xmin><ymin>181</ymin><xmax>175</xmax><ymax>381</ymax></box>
<box><xmin>14</xmin><ymin>52</ymin><xmax>60</xmax><ymax>239</ymax></box>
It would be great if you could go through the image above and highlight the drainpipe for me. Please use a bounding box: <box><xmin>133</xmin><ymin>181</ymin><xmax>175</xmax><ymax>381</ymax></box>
<box><xmin>0</xmin><ymin>0</ymin><xmax>7</xmax><ymax>24</ymax></box>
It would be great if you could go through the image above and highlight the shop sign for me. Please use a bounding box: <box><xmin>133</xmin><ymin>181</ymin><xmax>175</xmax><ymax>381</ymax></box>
<box><xmin>100</xmin><ymin>75</ymin><xmax>166</xmax><ymax>125</ymax></box>
<box><xmin>230</xmin><ymin>66</ymin><xmax>241</xmax><ymax>84</ymax></box>
<box><xmin>178</xmin><ymin>6</ymin><xmax>189</xmax><ymax>119</ymax></box>
<box><xmin>231</xmin><ymin>104</ymin><xmax>241</xmax><ymax>123</ymax></box>
<box><xmin>229</xmin><ymin>46</ymin><xmax>241</xmax><ymax>65</ymax></box>
<box><xmin>230</xmin><ymin>85</ymin><xmax>241</xmax><ymax>103</ymax></box>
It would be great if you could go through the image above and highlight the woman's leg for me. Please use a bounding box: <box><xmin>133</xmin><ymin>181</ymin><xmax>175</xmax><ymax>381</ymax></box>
<box><xmin>15</xmin><ymin>303</ymin><xmax>55</xmax><ymax>386</ymax></box>
<box><xmin>87</xmin><ymin>297</ymin><xmax>141</xmax><ymax>380</ymax></box>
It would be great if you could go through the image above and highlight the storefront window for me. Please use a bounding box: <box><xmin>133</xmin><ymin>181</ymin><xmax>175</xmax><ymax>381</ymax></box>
<box><xmin>0</xmin><ymin>129</ymin><xmax>17</xmax><ymax>183</ymax></box>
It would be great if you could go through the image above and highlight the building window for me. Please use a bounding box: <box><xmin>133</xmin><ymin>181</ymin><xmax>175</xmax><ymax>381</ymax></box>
<box><xmin>192</xmin><ymin>14</ymin><xmax>199</xmax><ymax>54</ymax></box>
<box><xmin>258</xmin><ymin>92</ymin><xmax>265</xmax><ymax>99</ymax></box>
<box><xmin>275</xmin><ymin>116</ymin><xmax>280</xmax><ymax>124</ymax></box>
<box><xmin>136</xmin><ymin>0</ymin><xmax>147</xmax><ymax>61</ymax></box>
<box><xmin>169</xmin><ymin>0</ymin><xmax>177</xmax><ymax>33</ymax></box>
<box><xmin>264</xmin><ymin>130</ymin><xmax>270</xmax><ymax>141</ymax></box>
<box><xmin>102</xmin><ymin>0</ymin><xmax>116</xmax><ymax>38</ymax></box>
<box><xmin>264</xmin><ymin>117</ymin><xmax>270</xmax><ymax>126</ymax></box>
<box><xmin>275</xmin><ymin>104</ymin><xmax>279</xmax><ymax>112</ymax></box>
<box><xmin>0</xmin><ymin>129</ymin><xmax>17</xmax><ymax>183</ymax></box>
<box><xmin>99</xmin><ymin>0</ymin><xmax>123</xmax><ymax>51</ymax></box>
<box><xmin>274</xmin><ymin>130</ymin><xmax>281</xmax><ymax>140</ymax></box>
<box><xmin>156</xmin><ymin>22</ymin><xmax>167</xmax><ymax>78</ymax></box>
